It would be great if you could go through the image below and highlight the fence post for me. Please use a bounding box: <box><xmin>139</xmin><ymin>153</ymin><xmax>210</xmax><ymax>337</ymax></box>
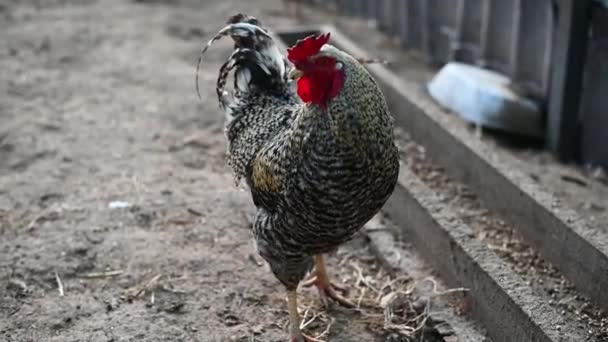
<box><xmin>376</xmin><ymin>0</ymin><xmax>389</xmax><ymax>32</ymax></box>
<box><xmin>511</xmin><ymin>0</ymin><xmax>555</xmax><ymax>101</ymax></box>
<box><xmin>547</xmin><ymin>0</ymin><xmax>592</xmax><ymax>161</ymax></box>
<box><xmin>418</xmin><ymin>0</ymin><xmax>430</xmax><ymax>59</ymax></box>
<box><xmin>396</xmin><ymin>0</ymin><xmax>409</xmax><ymax>46</ymax></box>
<box><xmin>579</xmin><ymin>3</ymin><xmax>608</xmax><ymax>169</ymax></box>
<box><xmin>365</xmin><ymin>0</ymin><xmax>376</xmax><ymax>20</ymax></box>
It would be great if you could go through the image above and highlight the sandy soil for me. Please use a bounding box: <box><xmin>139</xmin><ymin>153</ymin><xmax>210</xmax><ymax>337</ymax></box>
<box><xmin>0</xmin><ymin>0</ymin><xmax>392</xmax><ymax>341</ymax></box>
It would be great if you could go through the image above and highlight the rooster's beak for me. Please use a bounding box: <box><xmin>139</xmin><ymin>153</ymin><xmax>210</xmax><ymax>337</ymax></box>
<box><xmin>288</xmin><ymin>68</ymin><xmax>303</xmax><ymax>80</ymax></box>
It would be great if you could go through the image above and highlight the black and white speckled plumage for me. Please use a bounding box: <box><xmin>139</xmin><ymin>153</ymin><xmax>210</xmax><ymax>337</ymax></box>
<box><xmin>207</xmin><ymin>14</ymin><xmax>400</xmax><ymax>290</ymax></box>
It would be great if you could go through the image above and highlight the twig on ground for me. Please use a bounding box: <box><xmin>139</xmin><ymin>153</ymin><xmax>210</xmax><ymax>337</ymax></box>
<box><xmin>421</xmin><ymin>277</ymin><xmax>469</xmax><ymax>297</ymax></box>
<box><xmin>54</xmin><ymin>271</ymin><xmax>64</xmax><ymax>297</ymax></box>
<box><xmin>80</xmin><ymin>270</ymin><xmax>124</xmax><ymax>278</ymax></box>
<box><xmin>315</xmin><ymin>316</ymin><xmax>335</xmax><ymax>340</ymax></box>
<box><xmin>128</xmin><ymin>273</ymin><xmax>163</xmax><ymax>298</ymax></box>
<box><xmin>27</xmin><ymin>205</ymin><xmax>61</xmax><ymax>231</ymax></box>
<box><xmin>356</xmin><ymin>287</ymin><xmax>366</xmax><ymax>308</ymax></box>
<box><xmin>351</xmin><ymin>262</ymin><xmax>379</xmax><ymax>294</ymax></box>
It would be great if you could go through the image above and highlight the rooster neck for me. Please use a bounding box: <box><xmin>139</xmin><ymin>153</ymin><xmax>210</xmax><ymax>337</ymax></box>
<box><xmin>298</xmin><ymin>103</ymin><xmax>364</xmax><ymax>151</ymax></box>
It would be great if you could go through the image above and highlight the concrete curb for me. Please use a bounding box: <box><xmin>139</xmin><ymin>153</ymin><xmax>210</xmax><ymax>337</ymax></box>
<box><xmin>382</xmin><ymin>167</ymin><xmax>585</xmax><ymax>342</ymax></box>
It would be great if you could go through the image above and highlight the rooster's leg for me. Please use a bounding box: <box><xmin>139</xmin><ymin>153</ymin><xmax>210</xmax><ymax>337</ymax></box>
<box><xmin>287</xmin><ymin>290</ymin><xmax>322</xmax><ymax>342</ymax></box>
<box><xmin>301</xmin><ymin>255</ymin><xmax>355</xmax><ymax>308</ymax></box>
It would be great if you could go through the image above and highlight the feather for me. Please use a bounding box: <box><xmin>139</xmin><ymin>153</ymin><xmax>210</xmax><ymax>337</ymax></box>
<box><xmin>195</xmin><ymin>19</ymin><xmax>284</xmax><ymax>100</ymax></box>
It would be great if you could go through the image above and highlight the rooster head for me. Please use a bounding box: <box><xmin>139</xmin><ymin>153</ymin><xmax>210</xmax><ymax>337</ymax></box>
<box><xmin>287</xmin><ymin>33</ymin><xmax>345</xmax><ymax>109</ymax></box>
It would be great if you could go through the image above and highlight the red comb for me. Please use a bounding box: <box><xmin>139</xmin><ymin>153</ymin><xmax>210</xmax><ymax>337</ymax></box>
<box><xmin>287</xmin><ymin>32</ymin><xmax>330</xmax><ymax>64</ymax></box>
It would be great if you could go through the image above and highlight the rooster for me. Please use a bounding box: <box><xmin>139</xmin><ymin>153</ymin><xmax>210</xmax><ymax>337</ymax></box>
<box><xmin>198</xmin><ymin>14</ymin><xmax>400</xmax><ymax>341</ymax></box>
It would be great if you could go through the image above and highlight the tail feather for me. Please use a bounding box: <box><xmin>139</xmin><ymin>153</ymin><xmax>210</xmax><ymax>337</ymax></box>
<box><xmin>196</xmin><ymin>14</ymin><xmax>288</xmax><ymax>106</ymax></box>
<box><xmin>216</xmin><ymin>48</ymin><xmax>270</xmax><ymax>109</ymax></box>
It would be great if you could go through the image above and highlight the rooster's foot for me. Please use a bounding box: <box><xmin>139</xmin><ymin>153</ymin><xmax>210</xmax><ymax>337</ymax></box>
<box><xmin>301</xmin><ymin>255</ymin><xmax>355</xmax><ymax>308</ymax></box>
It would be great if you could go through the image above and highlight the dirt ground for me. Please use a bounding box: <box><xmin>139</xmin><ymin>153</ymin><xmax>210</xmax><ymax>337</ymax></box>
<box><xmin>0</xmin><ymin>0</ymin><xmax>422</xmax><ymax>341</ymax></box>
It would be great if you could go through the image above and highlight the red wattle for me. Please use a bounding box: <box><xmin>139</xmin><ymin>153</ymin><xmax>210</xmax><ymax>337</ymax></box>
<box><xmin>297</xmin><ymin>76</ymin><xmax>312</xmax><ymax>103</ymax></box>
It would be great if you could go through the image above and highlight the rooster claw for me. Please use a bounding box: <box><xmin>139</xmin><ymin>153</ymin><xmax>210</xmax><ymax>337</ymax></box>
<box><xmin>300</xmin><ymin>275</ymin><xmax>317</xmax><ymax>288</ymax></box>
<box><xmin>318</xmin><ymin>284</ymin><xmax>355</xmax><ymax>308</ymax></box>
<box><xmin>301</xmin><ymin>275</ymin><xmax>347</xmax><ymax>292</ymax></box>
<box><xmin>301</xmin><ymin>276</ymin><xmax>355</xmax><ymax>308</ymax></box>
